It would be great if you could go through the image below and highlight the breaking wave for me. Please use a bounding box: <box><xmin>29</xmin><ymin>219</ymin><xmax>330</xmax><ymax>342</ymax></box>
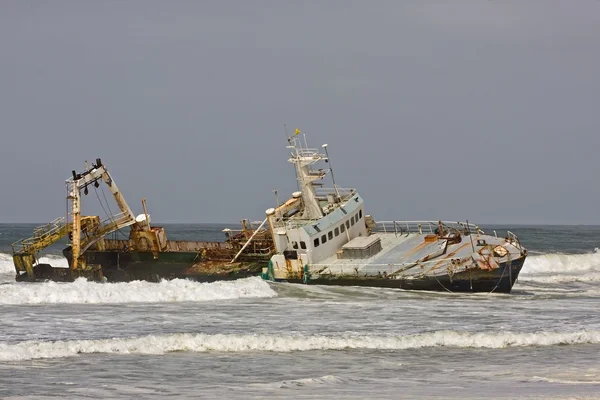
<box><xmin>519</xmin><ymin>250</ymin><xmax>600</xmax><ymax>285</ymax></box>
<box><xmin>0</xmin><ymin>277</ymin><xmax>276</xmax><ymax>305</ymax></box>
<box><xmin>522</xmin><ymin>249</ymin><xmax>600</xmax><ymax>275</ymax></box>
<box><xmin>1</xmin><ymin>329</ymin><xmax>599</xmax><ymax>361</ymax></box>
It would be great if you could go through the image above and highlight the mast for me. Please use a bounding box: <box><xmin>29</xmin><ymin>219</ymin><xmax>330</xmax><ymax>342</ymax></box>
<box><xmin>66</xmin><ymin>158</ymin><xmax>140</xmax><ymax>269</ymax></box>
<box><xmin>287</xmin><ymin>131</ymin><xmax>328</xmax><ymax>220</ymax></box>
<box><xmin>68</xmin><ymin>179</ymin><xmax>82</xmax><ymax>270</ymax></box>
<box><xmin>321</xmin><ymin>143</ymin><xmax>340</xmax><ymax>198</ymax></box>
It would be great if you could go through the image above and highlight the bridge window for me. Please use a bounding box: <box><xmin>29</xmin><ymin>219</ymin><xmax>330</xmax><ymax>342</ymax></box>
<box><xmin>359</xmin><ymin>209</ymin><xmax>363</xmax><ymax>219</ymax></box>
<box><xmin>340</xmin><ymin>224</ymin><xmax>345</xmax><ymax>233</ymax></box>
<box><xmin>292</xmin><ymin>241</ymin><xmax>298</xmax><ymax>249</ymax></box>
<box><xmin>328</xmin><ymin>231</ymin><xmax>333</xmax><ymax>240</ymax></box>
<box><xmin>321</xmin><ymin>234</ymin><xmax>327</xmax><ymax>244</ymax></box>
<box><xmin>346</xmin><ymin>221</ymin><xmax>350</xmax><ymax>229</ymax></box>
<box><xmin>335</xmin><ymin>227</ymin><xmax>339</xmax><ymax>236</ymax></box>
<box><xmin>351</xmin><ymin>217</ymin><xmax>355</xmax><ymax>226</ymax></box>
<box><xmin>300</xmin><ymin>241</ymin><xmax>307</xmax><ymax>249</ymax></box>
<box><xmin>314</xmin><ymin>238</ymin><xmax>320</xmax><ymax>247</ymax></box>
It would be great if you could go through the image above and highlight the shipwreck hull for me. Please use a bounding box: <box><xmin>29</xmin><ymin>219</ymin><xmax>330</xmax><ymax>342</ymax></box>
<box><xmin>80</xmin><ymin>248</ymin><xmax>269</xmax><ymax>282</ymax></box>
<box><xmin>271</xmin><ymin>257</ymin><xmax>526</xmax><ymax>294</ymax></box>
<box><xmin>16</xmin><ymin>249</ymin><xmax>269</xmax><ymax>283</ymax></box>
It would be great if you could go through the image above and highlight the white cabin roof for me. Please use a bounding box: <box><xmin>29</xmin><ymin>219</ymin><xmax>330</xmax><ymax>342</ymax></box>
<box><xmin>342</xmin><ymin>234</ymin><xmax>381</xmax><ymax>250</ymax></box>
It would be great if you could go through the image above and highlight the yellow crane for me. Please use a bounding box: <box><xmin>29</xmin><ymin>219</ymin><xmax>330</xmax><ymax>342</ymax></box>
<box><xmin>12</xmin><ymin>158</ymin><xmax>148</xmax><ymax>281</ymax></box>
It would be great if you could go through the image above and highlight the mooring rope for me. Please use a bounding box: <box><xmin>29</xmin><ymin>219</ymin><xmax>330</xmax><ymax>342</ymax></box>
<box><xmin>488</xmin><ymin>262</ymin><xmax>509</xmax><ymax>294</ymax></box>
<box><xmin>432</xmin><ymin>270</ymin><xmax>455</xmax><ymax>294</ymax></box>
<box><xmin>431</xmin><ymin>260</ymin><xmax>509</xmax><ymax>294</ymax></box>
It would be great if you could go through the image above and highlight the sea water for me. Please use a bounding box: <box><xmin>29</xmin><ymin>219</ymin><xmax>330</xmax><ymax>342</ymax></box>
<box><xmin>1</xmin><ymin>224</ymin><xmax>599</xmax><ymax>399</ymax></box>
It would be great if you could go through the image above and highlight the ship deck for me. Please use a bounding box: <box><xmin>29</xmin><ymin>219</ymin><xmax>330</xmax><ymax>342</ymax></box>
<box><xmin>313</xmin><ymin>232</ymin><xmax>513</xmax><ymax>278</ymax></box>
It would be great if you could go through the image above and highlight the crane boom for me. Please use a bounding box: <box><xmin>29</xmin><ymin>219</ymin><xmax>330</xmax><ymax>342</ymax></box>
<box><xmin>67</xmin><ymin>158</ymin><xmax>140</xmax><ymax>269</ymax></box>
<box><xmin>12</xmin><ymin>158</ymin><xmax>142</xmax><ymax>279</ymax></box>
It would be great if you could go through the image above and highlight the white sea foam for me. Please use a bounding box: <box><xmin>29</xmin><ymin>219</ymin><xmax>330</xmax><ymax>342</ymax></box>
<box><xmin>252</xmin><ymin>375</ymin><xmax>347</xmax><ymax>389</ymax></box>
<box><xmin>0</xmin><ymin>252</ymin><xmax>16</xmax><ymax>274</ymax></box>
<box><xmin>532</xmin><ymin>376</ymin><xmax>600</xmax><ymax>385</ymax></box>
<box><xmin>279</xmin><ymin>375</ymin><xmax>346</xmax><ymax>387</ymax></box>
<box><xmin>1</xmin><ymin>329</ymin><xmax>599</xmax><ymax>361</ymax></box>
<box><xmin>516</xmin><ymin>250</ymin><xmax>600</xmax><ymax>287</ymax></box>
<box><xmin>522</xmin><ymin>250</ymin><xmax>600</xmax><ymax>275</ymax></box>
<box><xmin>0</xmin><ymin>277</ymin><xmax>276</xmax><ymax>305</ymax></box>
<box><xmin>519</xmin><ymin>272</ymin><xmax>600</xmax><ymax>285</ymax></box>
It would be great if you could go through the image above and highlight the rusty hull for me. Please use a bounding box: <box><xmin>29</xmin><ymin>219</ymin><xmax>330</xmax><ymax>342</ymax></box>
<box><xmin>16</xmin><ymin>224</ymin><xmax>274</xmax><ymax>283</ymax></box>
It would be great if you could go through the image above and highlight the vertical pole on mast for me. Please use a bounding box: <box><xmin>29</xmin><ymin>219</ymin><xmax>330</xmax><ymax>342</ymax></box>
<box><xmin>322</xmin><ymin>144</ymin><xmax>340</xmax><ymax>197</ymax></box>
<box><xmin>70</xmin><ymin>179</ymin><xmax>81</xmax><ymax>271</ymax></box>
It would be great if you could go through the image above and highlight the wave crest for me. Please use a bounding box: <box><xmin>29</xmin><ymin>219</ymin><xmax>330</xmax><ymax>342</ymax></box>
<box><xmin>523</xmin><ymin>251</ymin><xmax>600</xmax><ymax>275</ymax></box>
<box><xmin>0</xmin><ymin>277</ymin><xmax>276</xmax><ymax>305</ymax></box>
<box><xmin>1</xmin><ymin>329</ymin><xmax>599</xmax><ymax>361</ymax></box>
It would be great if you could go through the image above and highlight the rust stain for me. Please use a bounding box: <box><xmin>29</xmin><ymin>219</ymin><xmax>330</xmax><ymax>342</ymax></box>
<box><xmin>404</xmin><ymin>239</ymin><xmax>434</xmax><ymax>257</ymax></box>
<box><xmin>430</xmin><ymin>242</ymin><xmax>473</xmax><ymax>270</ymax></box>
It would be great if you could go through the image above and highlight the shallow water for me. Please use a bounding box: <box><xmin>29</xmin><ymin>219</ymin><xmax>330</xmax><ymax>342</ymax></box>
<box><xmin>1</xmin><ymin>224</ymin><xmax>599</xmax><ymax>399</ymax></box>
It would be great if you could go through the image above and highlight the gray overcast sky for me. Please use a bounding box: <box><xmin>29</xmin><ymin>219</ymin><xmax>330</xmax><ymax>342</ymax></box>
<box><xmin>0</xmin><ymin>1</ymin><xmax>598</xmax><ymax>224</ymax></box>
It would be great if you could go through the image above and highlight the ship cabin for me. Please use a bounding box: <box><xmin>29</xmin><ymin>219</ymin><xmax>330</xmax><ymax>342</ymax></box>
<box><xmin>266</xmin><ymin>132</ymin><xmax>368</xmax><ymax>274</ymax></box>
<box><xmin>268</xmin><ymin>190</ymin><xmax>367</xmax><ymax>266</ymax></box>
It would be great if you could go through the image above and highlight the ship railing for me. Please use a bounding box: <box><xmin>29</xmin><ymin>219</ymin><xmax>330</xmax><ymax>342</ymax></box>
<box><xmin>223</xmin><ymin>228</ymin><xmax>271</xmax><ymax>242</ymax></box>
<box><xmin>224</xmin><ymin>226</ymin><xmax>269</xmax><ymax>235</ymax></box>
<box><xmin>314</xmin><ymin>187</ymin><xmax>356</xmax><ymax>202</ymax></box>
<box><xmin>99</xmin><ymin>212</ymin><xmax>134</xmax><ymax>230</ymax></box>
<box><xmin>275</xmin><ymin>220</ymin><xmax>304</xmax><ymax>229</ymax></box>
<box><xmin>11</xmin><ymin>217</ymin><xmax>68</xmax><ymax>254</ymax></box>
<box><xmin>295</xmin><ymin>148</ymin><xmax>322</xmax><ymax>158</ymax></box>
<box><xmin>11</xmin><ymin>238</ymin><xmax>33</xmax><ymax>255</ymax></box>
<box><xmin>372</xmin><ymin>220</ymin><xmax>484</xmax><ymax>236</ymax></box>
<box><xmin>506</xmin><ymin>231</ymin><xmax>525</xmax><ymax>252</ymax></box>
<box><xmin>269</xmin><ymin>218</ymin><xmax>319</xmax><ymax>230</ymax></box>
<box><xmin>31</xmin><ymin>216</ymin><xmax>66</xmax><ymax>238</ymax></box>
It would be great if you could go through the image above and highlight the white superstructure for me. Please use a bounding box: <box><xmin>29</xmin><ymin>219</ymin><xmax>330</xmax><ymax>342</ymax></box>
<box><xmin>262</xmin><ymin>129</ymin><xmax>528</xmax><ymax>293</ymax></box>
<box><xmin>266</xmin><ymin>131</ymin><xmax>367</xmax><ymax>273</ymax></box>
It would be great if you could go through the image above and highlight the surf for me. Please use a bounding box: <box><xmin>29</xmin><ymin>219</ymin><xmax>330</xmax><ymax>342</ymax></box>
<box><xmin>0</xmin><ymin>276</ymin><xmax>276</xmax><ymax>305</ymax></box>
<box><xmin>2</xmin><ymin>329</ymin><xmax>600</xmax><ymax>361</ymax></box>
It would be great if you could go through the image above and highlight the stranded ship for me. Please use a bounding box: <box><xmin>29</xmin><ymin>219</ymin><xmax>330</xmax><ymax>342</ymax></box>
<box><xmin>11</xmin><ymin>159</ymin><xmax>274</xmax><ymax>282</ymax></box>
<box><xmin>12</xmin><ymin>133</ymin><xmax>527</xmax><ymax>293</ymax></box>
<box><xmin>259</xmin><ymin>132</ymin><xmax>527</xmax><ymax>293</ymax></box>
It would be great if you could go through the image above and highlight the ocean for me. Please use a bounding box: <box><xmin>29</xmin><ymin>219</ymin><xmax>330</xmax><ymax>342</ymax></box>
<box><xmin>1</xmin><ymin>223</ymin><xmax>600</xmax><ymax>399</ymax></box>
